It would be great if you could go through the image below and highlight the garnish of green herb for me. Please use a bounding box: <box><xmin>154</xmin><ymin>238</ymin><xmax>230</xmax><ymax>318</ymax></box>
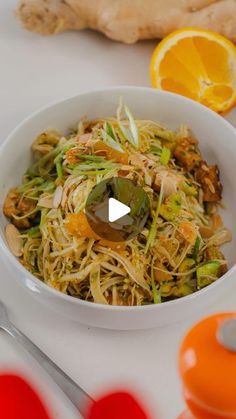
<box><xmin>101</xmin><ymin>125</ymin><xmax>124</xmax><ymax>153</ymax></box>
<box><xmin>193</xmin><ymin>236</ymin><xmax>200</xmax><ymax>260</ymax></box>
<box><xmin>160</xmin><ymin>146</ymin><xmax>171</xmax><ymax>165</ymax></box>
<box><xmin>159</xmin><ymin>193</ymin><xmax>181</xmax><ymax>221</ymax></box>
<box><xmin>145</xmin><ymin>179</ymin><xmax>164</xmax><ymax>252</ymax></box>
<box><xmin>27</xmin><ymin>226</ymin><xmax>41</xmax><ymax>238</ymax></box>
<box><xmin>197</xmin><ymin>261</ymin><xmax>220</xmax><ymax>289</ymax></box>
<box><xmin>117</xmin><ymin>102</ymin><xmax>140</xmax><ymax>149</ymax></box>
<box><xmin>151</xmin><ymin>261</ymin><xmax>161</xmax><ymax>304</ymax></box>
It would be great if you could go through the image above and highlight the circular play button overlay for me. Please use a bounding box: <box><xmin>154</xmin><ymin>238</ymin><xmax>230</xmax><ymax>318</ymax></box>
<box><xmin>85</xmin><ymin>177</ymin><xmax>150</xmax><ymax>242</ymax></box>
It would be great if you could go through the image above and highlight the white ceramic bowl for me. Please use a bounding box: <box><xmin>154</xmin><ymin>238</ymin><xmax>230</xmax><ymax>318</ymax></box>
<box><xmin>0</xmin><ymin>87</ymin><xmax>236</xmax><ymax>330</ymax></box>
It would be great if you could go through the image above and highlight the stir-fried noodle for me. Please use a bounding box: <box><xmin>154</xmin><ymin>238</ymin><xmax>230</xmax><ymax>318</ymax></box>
<box><xmin>4</xmin><ymin>104</ymin><xmax>231</xmax><ymax>305</ymax></box>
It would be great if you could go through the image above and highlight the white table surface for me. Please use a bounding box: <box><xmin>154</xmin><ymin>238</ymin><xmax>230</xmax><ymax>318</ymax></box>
<box><xmin>1</xmin><ymin>2</ymin><xmax>236</xmax><ymax>418</ymax></box>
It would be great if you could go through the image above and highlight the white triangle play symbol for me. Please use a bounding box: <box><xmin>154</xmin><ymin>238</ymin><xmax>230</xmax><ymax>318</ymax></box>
<box><xmin>108</xmin><ymin>198</ymin><xmax>131</xmax><ymax>223</ymax></box>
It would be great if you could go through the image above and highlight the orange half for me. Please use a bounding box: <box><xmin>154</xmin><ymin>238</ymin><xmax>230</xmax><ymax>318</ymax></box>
<box><xmin>150</xmin><ymin>28</ymin><xmax>236</xmax><ymax>113</ymax></box>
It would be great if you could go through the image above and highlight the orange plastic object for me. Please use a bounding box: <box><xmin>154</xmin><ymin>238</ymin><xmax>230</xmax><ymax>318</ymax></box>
<box><xmin>178</xmin><ymin>313</ymin><xmax>236</xmax><ymax>419</ymax></box>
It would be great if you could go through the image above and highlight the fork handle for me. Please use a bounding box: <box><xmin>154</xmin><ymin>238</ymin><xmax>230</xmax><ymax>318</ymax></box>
<box><xmin>5</xmin><ymin>323</ymin><xmax>93</xmax><ymax>417</ymax></box>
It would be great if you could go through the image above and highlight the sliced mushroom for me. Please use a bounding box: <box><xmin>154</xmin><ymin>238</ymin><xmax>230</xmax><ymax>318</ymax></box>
<box><xmin>5</xmin><ymin>224</ymin><xmax>23</xmax><ymax>257</ymax></box>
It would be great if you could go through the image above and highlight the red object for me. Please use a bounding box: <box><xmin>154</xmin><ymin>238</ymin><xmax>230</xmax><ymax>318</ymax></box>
<box><xmin>0</xmin><ymin>374</ymin><xmax>51</xmax><ymax>419</ymax></box>
<box><xmin>87</xmin><ymin>391</ymin><xmax>150</xmax><ymax>419</ymax></box>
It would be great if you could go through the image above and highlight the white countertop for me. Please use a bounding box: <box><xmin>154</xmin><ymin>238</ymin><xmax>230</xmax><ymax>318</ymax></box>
<box><xmin>1</xmin><ymin>2</ymin><xmax>236</xmax><ymax>418</ymax></box>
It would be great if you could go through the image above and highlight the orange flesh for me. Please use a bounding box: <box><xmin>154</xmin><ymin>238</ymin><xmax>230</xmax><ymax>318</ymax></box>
<box><xmin>66</xmin><ymin>213</ymin><xmax>125</xmax><ymax>250</ymax></box>
<box><xmin>151</xmin><ymin>29</ymin><xmax>236</xmax><ymax>113</ymax></box>
<box><xmin>66</xmin><ymin>213</ymin><xmax>97</xmax><ymax>239</ymax></box>
<box><xmin>178</xmin><ymin>221</ymin><xmax>197</xmax><ymax>245</ymax></box>
<box><xmin>66</xmin><ymin>141</ymin><xmax>128</xmax><ymax>165</ymax></box>
<box><xmin>94</xmin><ymin>140</ymin><xmax>128</xmax><ymax>164</ymax></box>
<box><xmin>66</xmin><ymin>148</ymin><xmax>82</xmax><ymax>165</ymax></box>
<box><xmin>158</xmin><ymin>38</ymin><xmax>234</xmax><ymax>106</ymax></box>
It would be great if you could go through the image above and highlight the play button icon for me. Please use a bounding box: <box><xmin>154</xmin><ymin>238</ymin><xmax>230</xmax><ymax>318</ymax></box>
<box><xmin>108</xmin><ymin>198</ymin><xmax>130</xmax><ymax>223</ymax></box>
<box><xmin>85</xmin><ymin>177</ymin><xmax>150</xmax><ymax>242</ymax></box>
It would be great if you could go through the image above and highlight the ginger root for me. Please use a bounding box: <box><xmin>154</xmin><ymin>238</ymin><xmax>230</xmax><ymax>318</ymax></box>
<box><xmin>16</xmin><ymin>0</ymin><xmax>236</xmax><ymax>44</ymax></box>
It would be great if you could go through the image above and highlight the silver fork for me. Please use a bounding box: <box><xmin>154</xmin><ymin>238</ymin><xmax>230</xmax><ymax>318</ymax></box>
<box><xmin>0</xmin><ymin>300</ymin><xmax>93</xmax><ymax>418</ymax></box>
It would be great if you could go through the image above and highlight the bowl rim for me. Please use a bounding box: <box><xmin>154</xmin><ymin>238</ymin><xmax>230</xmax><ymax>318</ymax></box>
<box><xmin>1</xmin><ymin>85</ymin><xmax>236</xmax><ymax>312</ymax></box>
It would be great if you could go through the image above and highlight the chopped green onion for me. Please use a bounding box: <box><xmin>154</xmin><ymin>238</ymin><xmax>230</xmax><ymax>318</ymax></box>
<box><xmin>27</xmin><ymin>146</ymin><xmax>62</xmax><ymax>176</ymax></box>
<box><xmin>37</xmin><ymin>180</ymin><xmax>55</xmax><ymax>192</ymax></box>
<box><xmin>160</xmin><ymin>147</ymin><xmax>171</xmax><ymax>165</ymax></box>
<box><xmin>154</xmin><ymin>128</ymin><xmax>176</xmax><ymax>142</ymax></box>
<box><xmin>197</xmin><ymin>261</ymin><xmax>220</xmax><ymax>289</ymax></box>
<box><xmin>180</xmin><ymin>181</ymin><xmax>198</xmax><ymax>196</ymax></box>
<box><xmin>71</xmin><ymin>160</ymin><xmax>118</xmax><ymax>171</ymax></box>
<box><xmin>76</xmin><ymin>154</ymin><xmax>105</xmax><ymax>162</ymax></box>
<box><xmin>62</xmin><ymin>144</ymin><xmax>74</xmax><ymax>153</ymax></box>
<box><xmin>73</xmin><ymin>163</ymin><xmax>116</xmax><ymax>171</ymax></box>
<box><xmin>18</xmin><ymin>177</ymin><xmax>44</xmax><ymax>193</ymax></box>
<box><xmin>151</xmin><ymin>261</ymin><xmax>161</xmax><ymax>304</ymax></box>
<box><xmin>116</xmin><ymin>100</ymin><xmax>140</xmax><ymax>149</ymax></box>
<box><xmin>150</xmin><ymin>145</ymin><xmax>162</xmax><ymax>156</ymax></box>
<box><xmin>101</xmin><ymin>128</ymin><xmax>124</xmax><ymax>153</ymax></box>
<box><xmin>118</xmin><ymin>122</ymin><xmax>134</xmax><ymax>146</ymax></box>
<box><xmin>56</xmin><ymin>159</ymin><xmax>63</xmax><ymax>179</ymax></box>
<box><xmin>72</xmin><ymin>168</ymin><xmax>118</xmax><ymax>177</ymax></box>
<box><xmin>160</xmin><ymin>193</ymin><xmax>181</xmax><ymax>221</ymax></box>
<box><xmin>27</xmin><ymin>226</ymin><xmax>40</xmax><ymax>237</ymax></box>
<box><xmin>193</xmin><ymin>236</ymin><xmax>200</xmax><ymax>260</ymax></box>
<box><xmin>39</xmin><ymin>208</ymin><xmax>48</xmax><ymax>229</ymax></box>
<box><xmin>105</xmin><ymin>122</ymin><xmax>117</xmax><ymax>141</ymax></box>
<box><xmin>124</xmin><ymin>106</ymin><xmax>140</xmax><ymax>149</ymax></box>
<box><xmin>145</xmin><ymin>179</ymin><xmax>164</xmax><ymax>253</ymax></box>
<box><xmin>54</xmin><ymin>145</ymin><xmax>74</xmax><ymax>179</ymax></box>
